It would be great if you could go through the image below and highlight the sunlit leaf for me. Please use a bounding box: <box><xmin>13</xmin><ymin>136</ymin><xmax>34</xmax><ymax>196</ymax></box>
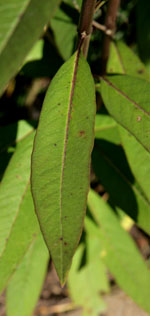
<box><xmin>95</xmin><ymin>114</ymin><xmax>120</xmax><ymax>144</ymax></box>
<box><xmin>0</xmin><ymin>0</ymin><xmax>61</xmax><ymax>95</ymax></box>
<box><xmin>0</xmin><ymin>186</ymin><xmax>40</xmax><ymax>295</ymax></box>
<box><xmin>107</xmin><ymin>41</ymin><xmax>148</xmax><ymax>79</ymax></box>
<box><xmin>6</xmin><ymin>234</ymin><xmax>49</xmax><ymax>316</ymax></box>
<box><xmin>0</xmin><ymin>128</ymin><xmax>40</xmax><ymax>294</ymax></box>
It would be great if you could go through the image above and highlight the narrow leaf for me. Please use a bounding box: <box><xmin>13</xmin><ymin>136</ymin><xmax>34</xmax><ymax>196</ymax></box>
<box><xmin>0</xmin><ymin>130</ymin><xmax>35</xmax><ymax>255</ymax></box>
<box><xmin>31</xmin><ymin>51</ymin><xmax>96</xmax><ymax>284</ymax></box>
<box><xmin>88</xmin><ymin>190</ymin><xmax>150</xmax><ymax>313</ymax></box>
<box><xmin>0</xmin><ymin>125</ymin><xmax>39</xmax><ymax>293</ymax></box>
<box><xmin>0</xmin><ymin>0</ymin><xmax>61</xmax><ymax>95</ymax></box>
<box><xmin>0</xmin><ymin>186</ymin><xmax>40</xmax><ymax>295</ymax></box>
<box><xmin>6</xmin><ymin>234</ymin><xmax>49</xmax><ymax>316</ymax></box>
<box><xmin>101</xmin><ymin>75</ymin><xmax>150</xmax><ymax>152</ymax></box>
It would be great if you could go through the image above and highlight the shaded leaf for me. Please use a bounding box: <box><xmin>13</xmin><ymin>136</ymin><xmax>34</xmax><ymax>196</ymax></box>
<box><xmin>31</xmin><ymin>51</ymin><xmax>96</xmax><ymax>284</ymax></box>
<box><xmin>0</xmin><ymin>0</ymin><xmax>61</xmax><ymax>95</ymax></box>
<box><xmin>6</xmin><ymin>234</ymin><xmax>49</xmax><ymax>316</ymax></box>
<box><xmin>0</xmin><ymin>121</ymin><xmax>34</xmax><ymax>179</ymax></box>
<box><xmin>0</xmin><ymin>120</ymin><xmax>34</xmax><ymax>153</ymax></box>
<box><xmin>119</xmin><ymin>126</ymin><xmax>150</xmax><ymax>203</ymax></box>
<box><xmin>101</xmin><ymin>75</ymin><xmax>150</xmax><ymax>152</ymax></box>
<box><xmin>92</xmin><ymin>139</ymin><xmax>150</xmax><ymax>234</ymax></box>
<box><xmin>88</xmin><ymin>190</ymin><xmax>150</xmax><ymax>313</ymax></box>
<box><xmin>136</xmin><ymin>0</ymin><xmax>150</xmax><ymax>64</ymax></box>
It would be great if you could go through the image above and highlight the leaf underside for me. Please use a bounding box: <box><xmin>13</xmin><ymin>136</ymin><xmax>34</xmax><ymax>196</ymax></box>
<box><xmin>31</xmin><ymin>51</ymin><xmax>96</xmax><ymax>284</ymax></box>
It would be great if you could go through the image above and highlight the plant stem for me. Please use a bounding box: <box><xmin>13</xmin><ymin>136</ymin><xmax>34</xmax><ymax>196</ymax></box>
<box><xmin>93</xmin><ymin>20</ymin><xmax>113</xmax><ymax>35</ymax></box>
<box><xmin>101</xmin><ymin>0</ymin><xmax>120</xmax><ymax>74</ymax></box>
<box><xmin>78</xmin><ymin>0</ymin><xmax>97</xmax><ymax>58</ymax></box>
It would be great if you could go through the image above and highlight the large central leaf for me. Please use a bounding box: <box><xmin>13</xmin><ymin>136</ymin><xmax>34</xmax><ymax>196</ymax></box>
<box><xmin>31</xmin><ymin>51</ymin><xmax>96</xmax><ymax>284</ymax></box>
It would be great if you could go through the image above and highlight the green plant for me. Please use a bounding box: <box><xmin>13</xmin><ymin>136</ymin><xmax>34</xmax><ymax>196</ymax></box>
<box><xmin>0</xmin><ymin>0</ymin><xmax>150</xmax><ymax>315</ymax></box>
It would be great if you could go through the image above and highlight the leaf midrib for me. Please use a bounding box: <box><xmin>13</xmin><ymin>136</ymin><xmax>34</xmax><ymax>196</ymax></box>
<box><xmin>60</xmin><ymin>50</ymin><xmax>81</xmax><ymax>279</ymax></box>
<box><xmin>102</xmin><ymin>77</ymin><xmax>150</xmax><ymax>116</ymax></box>
<box><xmin>0</xmin><ymin>234</ymin><xmax>37</xmax><ymax>295</ymax></box>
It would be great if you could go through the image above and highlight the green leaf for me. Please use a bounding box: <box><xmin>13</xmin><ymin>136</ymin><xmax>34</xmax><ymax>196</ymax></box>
<box><xmin>107</xmin><ymin>41</ymin><xmax>148</xmax><ymax>79</ymax></box>
<box><xmin>0</xmin><ymin>0</ymin><xmax>61</xmax><ymax>95</ymax></box>
<box><xmin>95</xmin><ymin>114</ymin><xmax>120</xmax><ymax>144</ymax></box>
<box><xmin>51</xmin><ymin>2</ymin><xmax>78</xmax><ymax>60</ymax></box>
<box><xmin>6</xmin><ymin>234</ymin><xmax>49</xmax><ymax>316</ymax></box>
<box><xmin>21</xmin><ymin>39</ymin><xmax>63</xmax><ymax>78</ymax></box>
<box><xmin>0</xmin><ymin>120</ymin><xmax>34</xmax><ymax>152</ymax></box>
<box><xmin>119</xmin><ymin>126</ymin><xmax>150</xmax><ymax>203</ymax></box>
<box><xmin>88</xmin><ymin>190</ymin><xmax>150</xmax><ymax>313</ymax></box>
<box><xmin>68</xmin><ymin>238</ymin><xmax>108</xmax><ymax>316</ymax></box>
<box><xmin>0</xmin><ymin>130</ymin><xmax>35</xmax><ymax>255</ymax></box>
<box><xmin>92</xmin><ymin>139</ymin><xmax>150</xmax><ymax>234</ymax></box>
<box><xmin>101</xmin><ymin>75</ymin><xmax>150</xmax><ymax>153</ymax></box>
<box><xmin>0</xmin><ymin>121</ymin><xmax>34</xmax><ymax>179</ymax></box>
<box><xmin>31</xmin><ymin>51</ymin><xmax>96</xmax><ymax>284</ymax></box>
<box><xmin>23</xmin><ymin>40</ymin><xmax>44</xmax><ymax>64</ymax></box>
<box><xmin>0</xmin><ymin>186</ymin><xmax>40</xmax><ymax>295</ymax></box>
<box><xmin>0</xmin><ymin>126</ymin><xmax>40</xmax><ymax>294</ymax></box>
